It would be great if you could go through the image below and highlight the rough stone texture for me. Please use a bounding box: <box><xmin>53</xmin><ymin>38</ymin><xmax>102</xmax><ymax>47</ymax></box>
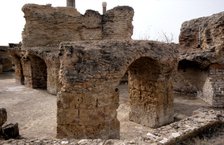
<box><xmin>175</xmin><ymin>11</ymin><xmax>224</xmax><ymax>107</ymax></box>
<box><xmin>0</xmin><ymin>46</ymin><xmax>13</xmax><ymax>73</ymax></box>
<box><xmin>22</xmin><ymin>4</ymin><xmax>134</xmax><ymax>48</ymax></box>
<box><xmin>0</xmin><ymin>109</ymin><xmax>223</xmax><ymax>144</ymax></box>
<box><xmin>9</xmin><ymin>44</ymin><xmax>60</xmax><ymax>95</ymax></box>
<box><xmin>0</xmin><ymin>108</ymin><xmax>7</xmax><ymax>127</ymax></box>
<box><xmin>201</xmin><ymin>64</ymin><xmax>224</xmax><ymax>107</ymax></box>
<box><xmin>102</xmin><ymin>6</ymin><xmax>134</xmax><ymax>40</ymax></box>
<box><xmin>10</xmin><ymin>4</ymin><xmax>134</xmax><ymax>95</ymax></box>
<box><xmin>179</xmin><ymin>11</ymin><xmax>224</xmax><ymax>50</ymax></box>
<box><xmin>143</xmin><ymin>108</ymin><xmax>224</xmax><ymax>145</ymax></box>
<box><xmin>57</xmin><ymin>40</ymin><xmax>178</xmax><ymax>139</ymax></box>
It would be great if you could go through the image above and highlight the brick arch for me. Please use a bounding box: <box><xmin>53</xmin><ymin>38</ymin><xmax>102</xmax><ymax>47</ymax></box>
<box><xmin>57</xmin><ymin>40</ymin><xmax>177</xmax><ymax>139</ymax></box>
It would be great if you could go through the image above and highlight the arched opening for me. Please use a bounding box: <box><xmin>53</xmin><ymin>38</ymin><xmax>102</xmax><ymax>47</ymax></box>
<box><xmin>12</xmin><ymin>54</ymin><xmax>25</xmax><ymax>85</ymax></box>
<box><xmin>176</xmin><ymin>59</ymin><xmax>208</xmax><ymax>95</ymax></box>
<box><xmin>30</xmin><ymin>55</ymin><xmax>47</xmax><ymax>89</ymax></box>
<box><xmin>117</xmin><ymin>57</ymin><xmax>173</xmax><ymax>131</ymax></box>
<box><xmin>173</xmin><ymin>59</ymin><xmax>210</xmax><ymax>119</ymax></box>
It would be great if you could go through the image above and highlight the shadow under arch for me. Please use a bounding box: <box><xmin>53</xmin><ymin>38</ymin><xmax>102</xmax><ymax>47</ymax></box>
<box><xmin>177</xmin><ymin>59</ymin><xmax>209</xmax><ymax>95</ymax></box>
<box><xmin>115</xmin><ymin>56</ymin><xmax>174</xmax><ymax>128</ymax></box>
<box><xmin>29</xmin><ymin>54</ymin><xmax>47</xmax><ymax>89</ymax></box>
<box><xmin>11</xmin><ymin>54</ymin><xmax>25</xmax><ymax>85</ymax></box>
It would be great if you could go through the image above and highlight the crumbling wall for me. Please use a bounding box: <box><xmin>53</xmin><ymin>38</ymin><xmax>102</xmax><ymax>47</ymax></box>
<box><xmin>201</xmin><ymin>64</ymin><xmax>224</xmax><ymax>107</ymax></box>
<box><xmin>57</xmin><ymin>40</ymin><xmax>177</xmax><ymax>139</ymax></box>
<box><xmin>177</xmin><ymin>11</ymin><xmax>224</xmax><ymax>107</ymax></box>
<box><xmin>22</xmin><ymin>4</ymin><xmax>134</xmax><ymax>48</ymax></box>
<box><xmin>13</xmin><ymin>4</ymin><xmax>133</xmax><ymax>95</ymax></box>
<box><xmin>179</xmin><ymin>11</ymin><xmax>224</xmax><ymax>50</ymax></box>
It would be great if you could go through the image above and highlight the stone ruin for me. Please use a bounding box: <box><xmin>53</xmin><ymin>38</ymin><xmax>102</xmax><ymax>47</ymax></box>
<box><xmin>175</xmin><ymin>11</ymin><xmax>224</xmax><ymax>107</ymax></box>
<box><xmin>5</xmin><ymin>3</ymin><xmax>224</xmax><ymax>140</ymax></box>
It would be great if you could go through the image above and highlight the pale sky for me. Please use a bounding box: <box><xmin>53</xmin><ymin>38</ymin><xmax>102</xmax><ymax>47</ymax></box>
<box><xmin>0</xmin><ymin>0</ymin><xmax>223</xmax><ymax>45</ymax></box>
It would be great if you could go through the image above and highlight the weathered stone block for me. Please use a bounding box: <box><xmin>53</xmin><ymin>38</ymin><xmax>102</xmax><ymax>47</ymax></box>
<box><xmin>1</xmin><ymin>123</ymin><xmax>20</xmax><ymax>139</ymax></box>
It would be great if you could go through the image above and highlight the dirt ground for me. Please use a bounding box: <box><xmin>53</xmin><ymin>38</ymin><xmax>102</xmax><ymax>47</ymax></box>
<box><xmin>0</xmin><ymin>72</ymin><xmax>210</xmax><ymax>140</ymax></box>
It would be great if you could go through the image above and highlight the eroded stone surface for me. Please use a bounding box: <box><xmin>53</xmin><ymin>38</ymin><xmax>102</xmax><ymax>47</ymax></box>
<box><xmin>22</xmin><ymin>4</ymin><xmax>134</xmax><ymax>48</ymax></box>
<box><xmin>175</xmin><ymin>11</ymin><xmax>224</xmax><ymax>107</ymax></box>
<box><xmin>179</xmin><ymin>11</ymin><xmax>224</xmax><ymax>50</ymax></box>
<box><xmin>9</xmin><ymin>44</ymin><xmax>60</xmax><ymax>95</ymax></box>
<box><xmin>57</xmin><ymin>40</ymin><xmax>178</xmax><ymax>139</ymax></box>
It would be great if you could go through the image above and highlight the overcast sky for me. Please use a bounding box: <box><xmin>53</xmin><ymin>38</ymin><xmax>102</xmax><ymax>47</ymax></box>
<box><xmin>0</xmin><ymin>0</ymin><xmax>223</xmax><ymax>45</ymax></box>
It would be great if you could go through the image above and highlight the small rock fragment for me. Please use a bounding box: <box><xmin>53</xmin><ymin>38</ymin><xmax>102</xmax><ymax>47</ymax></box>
<box><xmin>2</xmin><ymin>123</ymin><xmax>20</xmax><ymax>139</ymax></box>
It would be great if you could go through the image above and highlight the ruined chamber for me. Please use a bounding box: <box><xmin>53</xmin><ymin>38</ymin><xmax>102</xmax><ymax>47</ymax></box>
<box><xmin>175</xmin><ymin>11</ymin><xmax>224</xmax><ymax>107</ymax></box>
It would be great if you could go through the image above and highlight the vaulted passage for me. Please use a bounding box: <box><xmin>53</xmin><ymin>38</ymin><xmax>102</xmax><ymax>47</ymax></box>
<box><xmin>30</xmin><ymin>55</ymin><xmax>47</xmax><ymax>89</ymax></box>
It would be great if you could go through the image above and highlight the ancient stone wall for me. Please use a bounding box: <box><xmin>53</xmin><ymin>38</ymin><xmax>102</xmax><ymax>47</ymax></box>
<box><xmin>177</xmin><ymin>11</ymin><xmax>224</xmax><ymax>107</ymax></box>
<box><xmin>9</xmin><ymin>44</ymin><xmax>60</xmax><ymax>95</ymax></box>
<box><xmin>12</xmin><ymin>4</ymin><xmax>133</xmax><ymax>95</ymax></box>
<box><xmin>179</xmin><ymin>11</ymin><xmax>224</xmax><ymax>50</ymax></box>
<box><xmin>57</xmin><ymin>40</ymin><xmax>178</xmax><ymax>139</ymax></box>
<box><xmin>201</xmin><ymin>64</ymin><xmax>224</xmax><ymax>107</ymax></box>
<box><xmin>22</xmin><ymin>4</ymin><xmax>134</xmax><ymax>48</ymax></box>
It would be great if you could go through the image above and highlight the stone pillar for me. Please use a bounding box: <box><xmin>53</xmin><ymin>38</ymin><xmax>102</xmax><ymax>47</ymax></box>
<box><xmin>102</xmin><ymin>2</ymin><xmax>107</xmax><ymax>14</ymax></box>
<box><xmin>66</xmin><ymin>0</ymin><xmax>75</xmax><ymax>8</ymax></box>
<box><xmin>57</xmin><ymin>84</ymin><xmax>120</xmax><ymax>139</ymax></box>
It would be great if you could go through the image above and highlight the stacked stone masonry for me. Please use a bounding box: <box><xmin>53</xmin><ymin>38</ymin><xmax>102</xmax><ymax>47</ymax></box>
<box><xmin>11</xmin><ymin>4</ymin><xmax>134</xmax><ymax>95</ymax></box>
<box><xmin>22</xmin><ymin>4</ymin><xmax>133</xmax><ymax>48</ymax></box>
<box><xmin>7</xmin><ymin>3</ymin><xmax>224</xmax><ymax>140</ymax></box>
<box><xmin>57</xmin><ymin>40</ymin><xmax>178</xmax><ymax>139</ymax></box>
<box><xmin>176</xmin><ymin>11</ymin><xmax>224</xmax><ymax>107</ymax></box>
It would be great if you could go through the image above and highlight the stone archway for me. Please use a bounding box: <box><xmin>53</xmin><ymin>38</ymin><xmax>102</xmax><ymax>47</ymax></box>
<box><xmin>57</xmin><ymin>40</ymin><xmax>177</xmax><ymax>139</ymax></box>
<box><xmin>29</xmin><ymin>55</ymin><xmax>47</xmax><ymax>89</ymax></box>
<box><xmin>127</xmin><ymin>57</ymin><xmax>172</xmax><ymax>127</ymax></box>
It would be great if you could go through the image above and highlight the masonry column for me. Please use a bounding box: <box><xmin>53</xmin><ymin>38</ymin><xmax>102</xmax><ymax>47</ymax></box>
<box><xmin>66</xmin><ymin>0</ymin><xmax>75</xmax><ymax>8</ymax></box>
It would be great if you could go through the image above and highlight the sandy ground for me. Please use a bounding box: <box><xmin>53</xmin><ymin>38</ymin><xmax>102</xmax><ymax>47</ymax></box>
<box><xmin>0</xmin><ymin>72</ymin><xmax>210</xmax><ymax>140</ymax></box>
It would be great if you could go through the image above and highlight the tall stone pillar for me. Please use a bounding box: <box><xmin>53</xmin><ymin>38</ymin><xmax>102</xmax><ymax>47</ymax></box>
<box><xmin>67</xmin><ymin>0</ymin><xmax>75</xmax><ymax>8</ymax></box>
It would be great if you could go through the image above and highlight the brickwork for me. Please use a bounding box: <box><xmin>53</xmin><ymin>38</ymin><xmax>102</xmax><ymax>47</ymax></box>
<box><xmin>201</xmin><ymin>64</ymin><xmax>224</xmax><ymax>107</ymax></box>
